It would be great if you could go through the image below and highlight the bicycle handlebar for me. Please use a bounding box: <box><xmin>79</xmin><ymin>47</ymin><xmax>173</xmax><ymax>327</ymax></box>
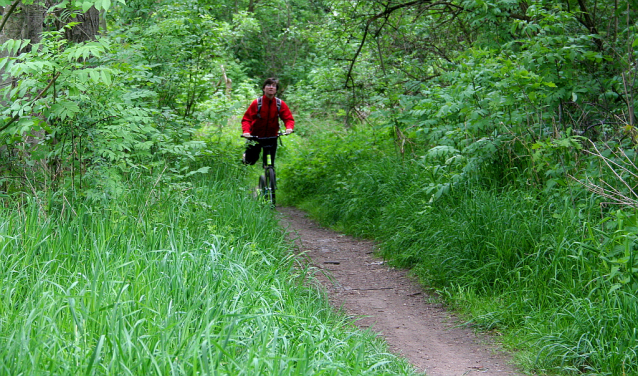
<box><xmin>241</xmin><ymin>131</ymin><xmax>292</xmax><ymax>140</ymax></box>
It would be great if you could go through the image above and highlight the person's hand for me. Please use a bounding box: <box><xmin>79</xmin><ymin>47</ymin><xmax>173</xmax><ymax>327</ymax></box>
<box><xmin>284</xmin><ymin>128</ymin><xmax>293</xmax><ymax>135</ymax></box>
<box><xmin>242</xmin><ymin>132</ymin><xmax>251</xmax><ymax>138</ymax></box>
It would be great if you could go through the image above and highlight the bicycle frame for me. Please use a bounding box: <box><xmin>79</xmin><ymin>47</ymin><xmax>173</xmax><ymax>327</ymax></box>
<box><xmin>243</xmin><ymin>132</ymin><xmax>287</xmax><ymax>206</ymax></box>
<box><xmin>259</xmin><ymin>138</ymin><xmax>277</xmax><ymax>169</ymax></box>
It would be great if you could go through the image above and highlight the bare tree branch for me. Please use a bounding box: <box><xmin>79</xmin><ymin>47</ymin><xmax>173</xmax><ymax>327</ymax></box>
<box><xmin>573</xmin><ymin>141</ymin><xmax>638</xmax><ymax>208</ymax></box>
<box><xmin>344</xmin><ymin>0</ymin><xmax>439</xmax><ymax>88</ymax></box>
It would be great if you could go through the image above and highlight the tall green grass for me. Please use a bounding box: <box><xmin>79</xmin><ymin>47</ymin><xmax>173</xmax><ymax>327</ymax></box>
<box><xmin>0</xmin><ymin>163</ymin><xmax>417</xmax><ymax>375</ymax></box>
<box><xmin>279</xmin><ymin>127</ymin><xmax>638</xmax><ymax>375</ymax></box>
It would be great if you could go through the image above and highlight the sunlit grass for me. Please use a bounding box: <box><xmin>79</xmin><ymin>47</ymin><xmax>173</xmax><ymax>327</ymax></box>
<box><xmin>0</xmin><ymin>164</ymin><xmax>417</xmax><ymax>375</ymax></box>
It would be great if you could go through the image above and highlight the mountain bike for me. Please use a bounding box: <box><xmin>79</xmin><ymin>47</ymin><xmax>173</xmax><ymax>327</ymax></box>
<box><xmin>243</xmin><ymin>132</ymin><xmax>290</xmax><ymax>207</ymax></box>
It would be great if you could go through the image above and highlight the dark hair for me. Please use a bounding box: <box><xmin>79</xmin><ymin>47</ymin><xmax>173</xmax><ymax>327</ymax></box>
<box><xmin>261</xmin><ymin>78</ymin><xmax>279</xmax><ymax>93</ymax></box>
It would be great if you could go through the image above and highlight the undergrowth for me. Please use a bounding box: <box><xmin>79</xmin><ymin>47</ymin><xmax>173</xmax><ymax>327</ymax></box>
<box><xmin>279</xmin><ymin>125</ymin><xmax>638</xmax><ymax>376</ymax></box>
<box><xmin>0</xmin><ymin>161</ymin><xmax>417</xmax><ymax>375</ymax></box>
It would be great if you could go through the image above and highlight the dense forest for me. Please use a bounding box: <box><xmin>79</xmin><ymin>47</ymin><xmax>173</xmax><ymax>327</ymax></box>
<box><xmin>1</xmin><ymin>0</ymin><xmax>637</xmax><ymax>374</ymax></box>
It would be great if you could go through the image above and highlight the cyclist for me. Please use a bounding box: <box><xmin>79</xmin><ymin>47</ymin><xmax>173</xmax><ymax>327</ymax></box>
<box><xmin>241</xmin><ymin>78</ymin><xmax>295</xmax><ymax>165</ymax></box>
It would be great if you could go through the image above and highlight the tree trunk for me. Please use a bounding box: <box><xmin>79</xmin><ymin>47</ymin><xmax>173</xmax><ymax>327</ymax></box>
<box><xmin>0</xmin><ymin>1</ymin><xmax>45</xmax><ymax>51</ymax></box>
<box><xmin>99</xmin><ymin>9</ymin><xmax>106</xmax><ymax>35</ymax></box>
<box><xmin>0</xmin><ymin>2</ymin><xmax>45</xmax><ymax>180</ymax></box>
<box><xmin>24</xmin><ymin>2</ymin><xmax>44</xmax><ymax>47</ymax></box>
<box><xmin>0</xmin><ymin>3</ymin><xmax>25</xmax><ymax>56</ymax></box>
<box><xmin>0</xmin><ymin>1</ymin><xmax>44</xmax><ymax>99</ymax></box>
<box><xmin>63</xmin><ymin>6</ymin><xmax>100</xmax><ymax>42</ymax></box>
<box><xmin>247</xmin><ymin>0</ymin><xmax>259</xmax><ymax>13</ymax></box>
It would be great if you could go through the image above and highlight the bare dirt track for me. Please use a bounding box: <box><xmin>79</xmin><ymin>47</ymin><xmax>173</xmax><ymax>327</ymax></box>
<box><xmin>278</xmin><ymin>207</ymin><xmax>526</xmax><ymax>376</ymax></box>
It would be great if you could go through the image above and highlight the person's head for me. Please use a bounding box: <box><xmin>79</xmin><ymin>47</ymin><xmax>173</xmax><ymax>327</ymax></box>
<box><xmin>262</xmin><ymin>78</ymin><xmax>279</xmax><ymax>95</ymax></box>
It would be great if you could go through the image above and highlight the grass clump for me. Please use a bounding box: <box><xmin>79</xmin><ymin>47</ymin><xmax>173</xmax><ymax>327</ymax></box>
<box><xmin>0</xmin><ymin>162</ymin><xmax>418</xmax><ymax>375</ymax></box>
<box><xmin>279</xmin><ymin>125</ymin><xmax>638</xmax><ymax>375</ymax></box>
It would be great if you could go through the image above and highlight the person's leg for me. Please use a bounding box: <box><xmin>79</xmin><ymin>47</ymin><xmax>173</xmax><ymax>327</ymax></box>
<box><xmin>243</xmin><ymin>142</ymin><xmax>262</xmax><ymax>165</ymax></box>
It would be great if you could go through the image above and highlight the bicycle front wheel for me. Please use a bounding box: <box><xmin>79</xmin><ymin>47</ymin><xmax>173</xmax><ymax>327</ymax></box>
<box><xmin>258</xmin><ymin>174</ymin><xmax>267</xmax><ymax>200</ymax></box>
<box><xmin>265</xmin><ymin>167</ymin><xmax>276</xmax><ymax>207</ymax></box>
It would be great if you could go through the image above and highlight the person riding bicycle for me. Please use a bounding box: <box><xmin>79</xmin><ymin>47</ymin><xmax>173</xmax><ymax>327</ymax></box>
<box><xmin>241</xmin><ymin>78</ymin><xmax>295</xmax><ymax>166</ymax></box>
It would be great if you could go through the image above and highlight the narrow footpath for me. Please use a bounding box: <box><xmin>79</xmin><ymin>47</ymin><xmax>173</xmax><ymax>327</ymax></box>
<box><xmin>278</xmin><ymin>207</ymin><xmax>526</xmax><ymax>376</ymax></box>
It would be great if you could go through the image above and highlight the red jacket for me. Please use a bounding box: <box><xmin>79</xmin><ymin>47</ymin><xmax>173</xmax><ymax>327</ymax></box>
<box><xmin>241</xmin><ymin>96</ymin><xmax>295</xmax><ymax>137</ymax></box>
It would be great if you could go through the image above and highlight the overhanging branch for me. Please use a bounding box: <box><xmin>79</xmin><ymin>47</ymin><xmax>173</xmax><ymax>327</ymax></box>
<box><xmin>0</xmin><ymin>0</ymin><xmax>20</xmax><ymax>33</ymax></box>
<box><xmin>344</xmin><ymin>0</ymin><xmax>438</xmax><ymax>88</ymax></box>
<box><xmin>0</xmin><ymin>72</ymin><xmax>61</xmax><ymax>133</ymax></box>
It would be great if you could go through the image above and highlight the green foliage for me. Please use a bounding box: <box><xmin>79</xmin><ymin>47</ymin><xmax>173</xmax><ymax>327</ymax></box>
<box><xmin>127</xmin><ymin>3</ymin><xmax>232</xmax><ymax>116</ymax></box>
<box><xmin>0</xmin><ymin>27</ymin><xmax>210</xmax><ymax>196</ymax></box>
<box><xmin>1</xmin><ymin>0</ymin><xmax>635</xmax><ymax>371</ymax></box>
<box><xmin>284</xmin><ymin>0</ymin><xmax>636</xmax><ymax>200</ymax></box>
<box><xmin>223</xmin><ymin>0</ymin><xmax>328</xmax><ymax>87</ymax></box>
<box><xmin>279</xmin><ymin>125</ymin><xmax>638</xmax><ymax>375</ymax></box>
<box><xmin>587</xmin><ymin>210</ymin><xmax>638</xmax><ymax>293</ymax></box>
<box><xmin>0</xmin><ymin>1</ymin><xmax>254</xmax><ymax>195</ymax></box>
<box><xmin>0</xmin><ymin>0</ymin><xmax>121</xmax><ymax>10</ymax></box>
<box><xmin>0</xmin><ymin>166</ymin><xmax>417</xmax><ymax>375</ymax></box>
<box><xmin>0</xmin><ymin>0</ymin><xmax>337</xmax><ymax>199</ymax></box>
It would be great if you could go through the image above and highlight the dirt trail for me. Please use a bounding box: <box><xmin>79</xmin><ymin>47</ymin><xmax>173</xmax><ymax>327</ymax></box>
<box><xmin>278</xmin><ymin>207</ymin><xmax>525</xmax><ymax>376</ymax></box>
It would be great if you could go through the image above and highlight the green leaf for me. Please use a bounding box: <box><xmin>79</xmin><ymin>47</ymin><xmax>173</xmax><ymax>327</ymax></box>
<box><xmin>425</xmin><ymin>145</ymin><xmax>460</xmax><ymax>159</ymax></box>
<box><xmin>185</xmin><ymin>167</ymin><xmax>211</xmax><ymax>177</ymax></box>
<box><xmin>82</xmin><ymin>1</ymin><xmax>93</xmax><ymax>12</ymax></box>
<box><xmin>51</xmin><ymin>101</ymin><xmax>81</xmax><ymax>121</ymax></box>
<box><xmin>100</xmin><ymin>69</ymin><xmax>112</xmax><ymax>86</ymax></box>
<box><xmin>75</xmin><ymin>69</ymin><xmax>88</xmax><ymax>83</ymax></box>
<box><xmin>1</xmin><ymin>39</ymin><xmax>31</xmax><ymax>55</ymax></box>
<box><xmin>633</xmin><ymin>38</ymin><xmax>638</xmax><ymax>48</ymax></box>
<box><xmin>85</xmin><ymin>335</ymin><xmax>105</xmax><ymax>376</ymax></box>
<box><xmin>0</xmin><ymin>57</ymin><xmax>10</xmax><ymax>72</ymax></box>
<box><xmin>609</xmin><ymin>283</ymin><xmax>622</xmax><ymax>293</ymax></box>
<box><xmin>89</xmin><ymin>69</ymin><xmax>100</xmax><ymax>83</ymax></box>
<box><xmin>92</xmin><ymin>0</ymin><xmax>113</xmax><ymax>11</ymax></box>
